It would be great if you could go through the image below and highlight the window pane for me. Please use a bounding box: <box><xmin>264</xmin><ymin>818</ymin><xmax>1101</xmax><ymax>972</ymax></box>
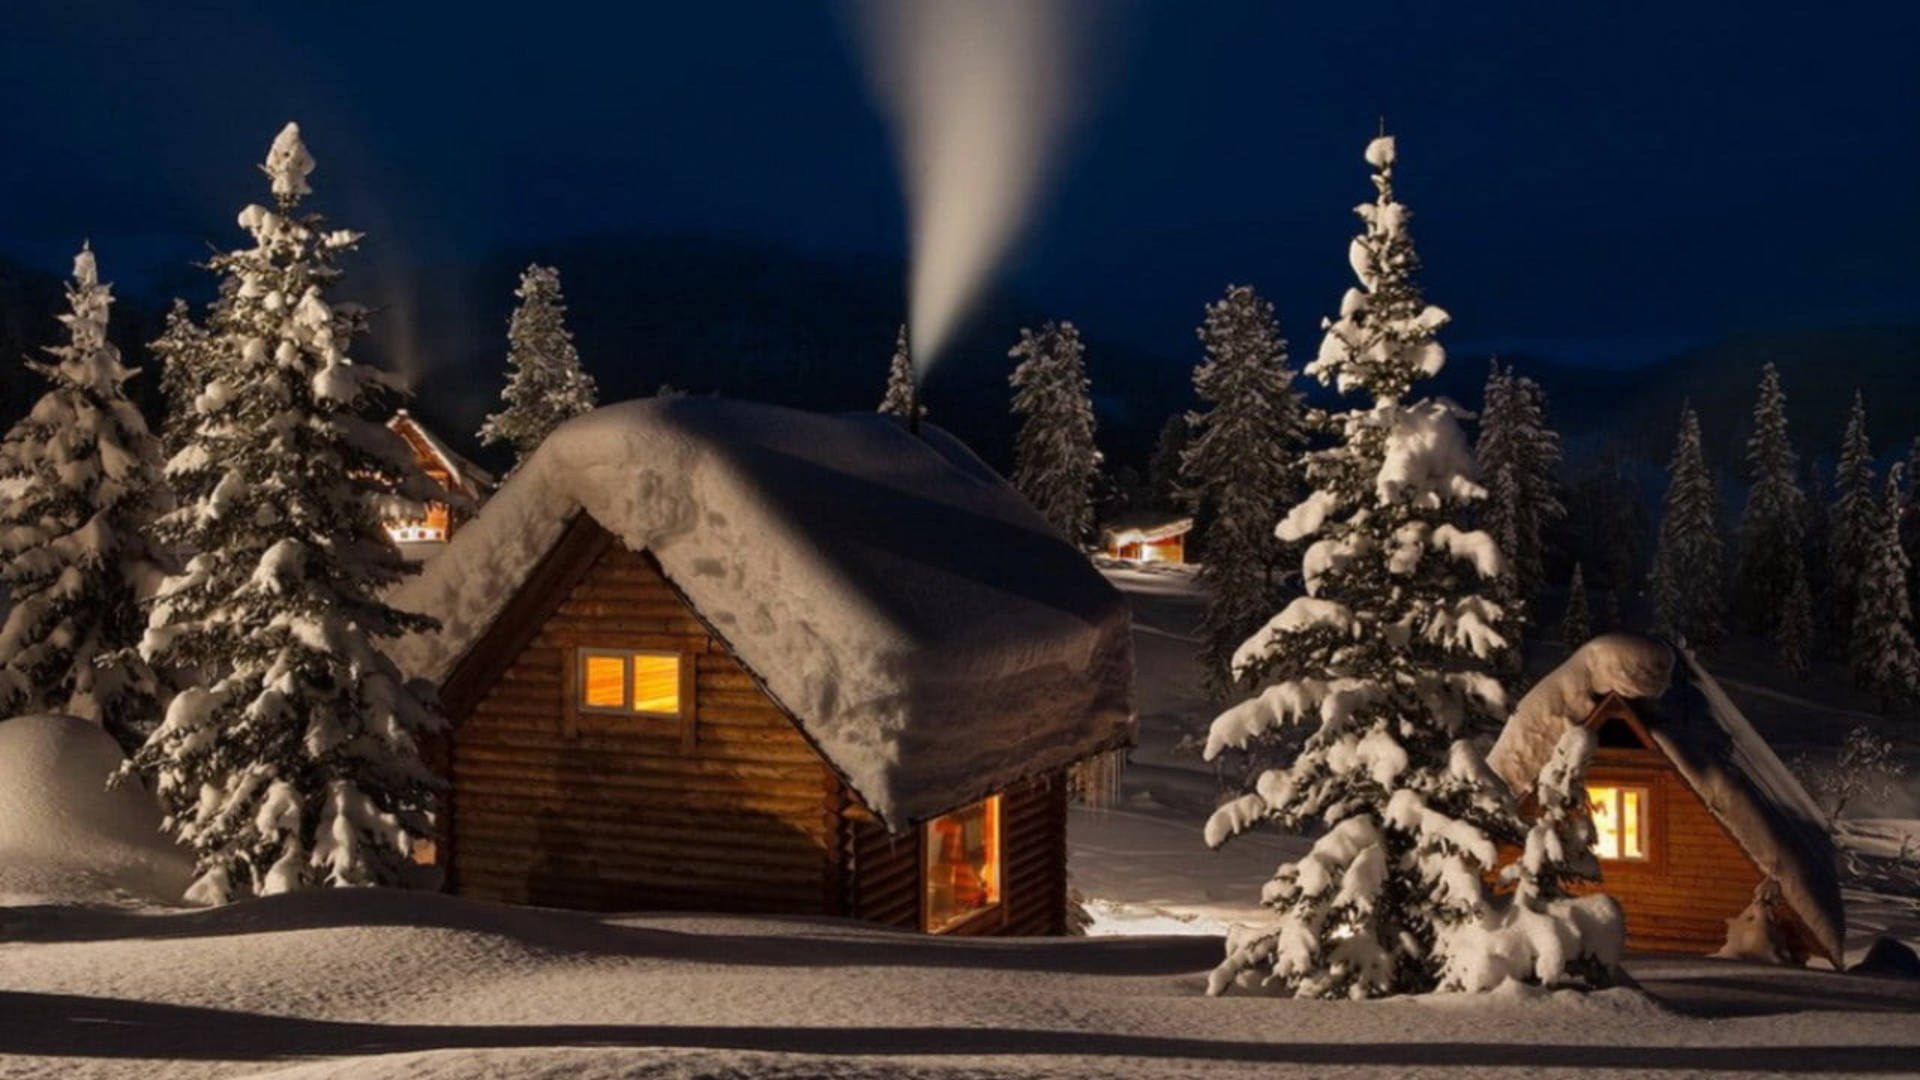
<box><xmin>925</xmin><ymin>796</ymin><xmax>1001</xmax><ymax>932</ymax></box>
<box><xmin>632</xmin><ymin>654</ymin><xmax>681</xmax><ymax>715</ymax></box>
<box><xmin>1622</xmin><ymin>789</ymin><xmax>1644</xmax><ymax>859</ymax></box>
<box><xmin>582</xmin><ymin>655</ymin><xmax>627</xmax><ymax>709</ymax></box>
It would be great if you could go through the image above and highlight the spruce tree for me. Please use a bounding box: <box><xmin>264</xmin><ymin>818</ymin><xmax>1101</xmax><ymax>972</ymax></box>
<box><xmin>1179</xmin><ymin>284</ymin><xmax>1304</xmax><ymax>699</ymax></box>
<box><xmin>1829</xmin><ymin>391</ymin><xmax>1879</xmax><ymax>647</ymax></box>
<box><xmin>1009</xmin><ymin>320</ymin><xmax>1100</xmax><ymax>543</ymax></box>
<box><xmin>124</xmin><ymin>123</ymin><xmax>444</xmax><ymax>903</ymax></box>
<box><xmin>478</xmin><ymin>264</ymin><xmax>597</xmax><ymax>468</ymax></box>
<box><xmin>1850</xmin><ymin>469</ymin><xmax>1919</xmax><ymax>710</ymax></box>
<box><xmin>1650</xmin><ymin>403</ymin><xmax>1726</xmax><ymax>651</ymax></box>
<box><xmin>1476</xmin><ymin>360</ymin><xmax>1562</xmax><ymax>623</ymax></box>
<box><xmin>877</xmin><ymin>323</ymin><xmax>924</xmax><ymax>422</ymax></box>
<box><xmin>1777</xmin><ymin>562</ymin><xmax>1815</xmax><ymax>680</ymax></box>
<box><xmin>1146</xmin><ymin>412</ymin><xmax>1191</xmax><ymax>513</ymax></box>
<box><xmin>152</xmin><ymin>298</ymin><xmax>214</xmax><ymax>455</ymax></box>
<box><xmin>1800</xmin><ymin>459</ymin><xmax>1831</xmax><ymax>657</ymax></box>
<box><xmin>1202</xmin><ymin>133</ymin><xmax>1612</xmax><ymax>999</ymax></box>
<box><xmin>1734</xmin><ymin>363</ymin><xmax>1804</xmax><ymax>634</ymax></box>
<box><xmin>0</xmin><ymin>244</ymin><xmax>170</xmax><ymax>752</ymax></box>
<box><xmin>1561</xmin><ymin>562</ymin><xmax>1592</xmax><ymax>649</ymax></box>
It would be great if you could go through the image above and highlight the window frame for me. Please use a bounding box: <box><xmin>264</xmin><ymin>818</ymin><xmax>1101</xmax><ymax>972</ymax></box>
<box><xmin>575</xmin><ymin>647</ymin><xmax>688</xmax><ymax>720</ymax></box>
<box><xmin>1587</xmin><ymin>781</ymin><xmax>1655</xmax><ymax>864</ymax></box>
<box><xmin>920</xmin><ymin>794</ymin><xmax>1007</xmax><ymax>935</ymax></box>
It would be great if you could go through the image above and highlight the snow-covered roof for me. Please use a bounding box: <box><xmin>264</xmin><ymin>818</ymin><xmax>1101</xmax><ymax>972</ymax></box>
<box><xmin>1489</xmin><ymin>635</ymin><xmax>1844</xmax><ymax>964</ymax></box>
<box><xmin>389</xmin><ymin>412</ymin><xmax>494</xmax><ymax>500</ymax></box>
<box><xmin>1100</xmin><ymin>510</ymin><xmax>1194</xmax><ymax>545</ymax></box>
<box><xmin>389</xmin><ymin>397</ymin><xmax>1135</xmax><ymax>829</ymax></box>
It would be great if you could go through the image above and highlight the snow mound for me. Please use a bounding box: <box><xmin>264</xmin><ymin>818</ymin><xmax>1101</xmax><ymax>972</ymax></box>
<box><xmin>390</xmin><ymin>397</ymin><xmax>1134</xmax><ymax>829</ymax></box>
<box><xmin>1486</xmin><ymin>633</ymin><xmax>1673</xmax><ymax>794</ymax></box>
<box><xmin>0</xmin><ymin>714</ymin><xmax>191</xmax><ymax>905</ymax></box>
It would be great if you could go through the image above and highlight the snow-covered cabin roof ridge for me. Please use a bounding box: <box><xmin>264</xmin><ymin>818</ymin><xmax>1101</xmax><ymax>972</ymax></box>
<box><xmin>388</xmin><ymin>397</ymin><xmax>1135</xmax><ymax>829</ymax></box>
<box><xmin>1487</xmin><ymin>634</ymin><xmax>1844</xmax><ymax>964</ymax></box>
<box><xmin>389</xmin><ymin>410</ymin><xmax>494</xmax><ymax>497</ymax></box>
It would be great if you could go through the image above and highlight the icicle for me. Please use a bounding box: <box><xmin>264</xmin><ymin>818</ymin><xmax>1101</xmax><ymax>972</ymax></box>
<box><xmin>1070</xmin><ymin>747</ymin><xmax>1127</xmax><ymax>809</ymax></box>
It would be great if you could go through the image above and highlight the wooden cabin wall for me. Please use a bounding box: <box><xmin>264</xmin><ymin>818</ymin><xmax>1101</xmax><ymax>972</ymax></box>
<box><xmin>446</xmin><ymin>538</ymin><xmax>840</xmax><ymax>914</ymax></box>
<box><xmin>1581</xmin><ymin>753</ymin><xmax>1764</xmax><ymax>954</ymax></box>
<box><xmin>839</xmin><ymin>772</ymin><xmax>1069</xmax><ymax>936</ymax></box>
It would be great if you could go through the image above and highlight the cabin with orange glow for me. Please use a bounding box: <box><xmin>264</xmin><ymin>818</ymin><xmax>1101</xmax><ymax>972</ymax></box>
<box><xmin>385</xmin><ymin>411</ymin><xmax>494</xmax><ymax>557</ymax></box>
<box><xmin>1490</xmin><ymin>636</ymin><xmax>1844</xmax><ymax>967</ymax></box>
<box><xmin>390</xmin><ymin>399</ymin><xmax>1135</xmax><ymax>934</ymax></box>
<box><xmin>1100</xmin><ymin>511</ymin><xmax>1192</xmax><ymax>565</ymax></box>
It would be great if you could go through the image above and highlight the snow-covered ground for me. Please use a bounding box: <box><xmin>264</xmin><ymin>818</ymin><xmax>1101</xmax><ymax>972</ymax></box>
<box><xmin>3</xmin><ymin>568</ymin><xmax>1919</xmax><ymax>1078</ymax></box>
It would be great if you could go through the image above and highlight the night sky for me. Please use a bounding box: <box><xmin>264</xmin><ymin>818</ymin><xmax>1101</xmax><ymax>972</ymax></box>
<box><xmin>2</xmin><ymin>1</ymin><xmax>1916</xmax><ymax>401</ymax></box>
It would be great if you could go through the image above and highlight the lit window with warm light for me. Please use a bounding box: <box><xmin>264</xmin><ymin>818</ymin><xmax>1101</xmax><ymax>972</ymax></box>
<box><xmin>923</xmin><ymin>796</ymin><xmax>1001</xmax><ymax>932</ymax></box>
<box><xmin>578</xmin><ymin>649</ymin><xmax>684</xmax><ymax>717</ymax></box>
<box><xmin>1588</xmin><ymin>785</ymin><xmax>1649</xmax><ymax>861</ymax></box>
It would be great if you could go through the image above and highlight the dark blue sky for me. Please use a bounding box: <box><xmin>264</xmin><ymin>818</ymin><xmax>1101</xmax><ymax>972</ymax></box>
<box><xmin>2</xmin><ymin>0</ymin><xmax>1916</xmax><ymax>373</ymax></box>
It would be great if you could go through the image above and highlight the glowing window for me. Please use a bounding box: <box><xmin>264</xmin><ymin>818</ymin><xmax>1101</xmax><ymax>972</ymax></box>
<box><xmin>578</xmin><ymin>650</ymin><xmax>683</xmax><ymax>717</ymax></box>
<box><xmin>923</xmin><ymin>796</ymin><xmax>1002</xmax><ymax>932</ymax></box>
<box><xmin>1589</xmin><ymin>785</ymin><xmax>1650</xmax><ymax>861</ymax></box>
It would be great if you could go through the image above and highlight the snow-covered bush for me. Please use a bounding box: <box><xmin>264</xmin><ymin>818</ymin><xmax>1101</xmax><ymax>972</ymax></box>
<box><xmin>123</xmin><ymin>123</ymin><xmax>444</xmax><ymax>904</ymax></box>
<box><xmin>1201</xmin><ymin>133</ymin><xmax>1613</xmax><ymax>1000</ymax></box>
<box><xmin>478</xmin><ymin>263</ymin><xmax>597</xmax><ymax>468</ymax></box>
<box><xmin>0</xmin><ymin>245</ymin><xmax>171</xmax><ymax>753</ymax></box>
<box><xmin>1796</xmin><ymin>725</ymin><xmax>1907</xmax><ymax>827</ymax></box>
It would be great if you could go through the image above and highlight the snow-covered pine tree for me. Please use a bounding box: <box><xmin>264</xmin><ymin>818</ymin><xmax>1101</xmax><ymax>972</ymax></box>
<box><xmin>1777</xmin><ymin>561</ymin><xmax>1815</xmax><ymax>680</ymax></box>
<box><xmin>877</xmin><ymin>323</ymin><xmax>924</xmax><ymax>422</ymax></box>
<box><xmin>1561</xmin><ymin>562</ymin><xmax>1591</xmax><ymax>649</ymax></box>
<box><xmin>1475</xmin><ymin>360</ymin><xmax>1562</xmax><ymax>630</ymax></box>
<box><xmin>1734</xmin><ymin>363</ymin><xmax>1804</xmax><ymax>635</ymax></box>
<box><xmin>1829</xmin><ymin>391</ymin><xmax>1879</xmax><ymax>648</ymax></box>
<box><xmin>1009</xmin><ymin>320</ymin><xmax>1100</xmax><ymax>543</ymax></box>
<box><xmin>0</xmin><ymin>244</ymin><xmax>170</xmax><ymax>753</ymax></box>
<box><xmin>1201</xmin><ymin>133</ymin><xmax>1614</xmax><ymax>999</ymax></box>
<box><xmin>1850</xmin><ymin>468</ymin><xmax>1919</xmax><ymax>710</ymax></box>
<box><xmin>1146</xmin><ymin>412</ymin><xmax>1191</xmax><ymax>512</ymax></box>
<box><xmin>152</xmin><ymin>298</ymin><xmax>214</xmax><ymax>454</ymax></box>
<box><xmin>477</xmin><ymin>264</ymin><xmax>597</xmax><ymax>468</ymax></box>
<box><xmin>123</xmin><ymin>123</ymin><xmax>445</xmax><ymax>903</ymax></box>
<box><xmin>1650</xmin><ymin>403</ymin><xmax>1726</xmax><ymax>651</ymax></box>
<box><xmin>1178</xmin><ymin>284</ymin><xmax>1304</xmax><ymax>699</ymax></box>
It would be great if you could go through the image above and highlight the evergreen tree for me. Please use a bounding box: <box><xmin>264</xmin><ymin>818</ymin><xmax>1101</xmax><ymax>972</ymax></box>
<box><xmin>0</xmin><ymin>244</ymin><xmax>170</xmax><ymax>752</ymax></box>
<box><xmin>1202</xmin><ymin>133</ymin><xmax>1614</xmax><ymax>999</ymax></box>
<box><xmin>1145</xmin><ymin>412</ymin><xmax>1191</xmax><ymax>513</ymax></box>
<box><xmin>1650</xmin><ymin>404</ymin><xmax>1726</xmax><ymax>651</ymax></box>
<box><xmin>1850</xmin><ymin>468</ymin><xmax>1919</xmax><ymax>710</ymax></box>
<box><xmin>1777</xmin><ymin>561</ymin><xmax>1815</xmax><ymax>680</ymax></box>
<box><xmin>1561</xmin><ymin>562</ymin><xmax>1591</xmax><ymax>649</ymax></box>
<box><xmin>1179</xmin><ymin>284</ymin><xmax>1304</xmax><ymax>699</ymax></box>
<box><xmin>877</xmin><ymin>323</ymin><xmax>923</xmax><ymax>422</ymax></box>
<box><xmin>1009</xmin><ymin>320</ymin><xmax>1100</xmax><ymax>543</ymax></box>
<box><xmin>152</xmin><ymin>298</ymin><xmax>214</xmax><ymax>455</ymax></box>
<box><xmin>1829</xmin><ymin>391</ymin><xmax>1879</xmax><ymax>647</ymax></box>
<box><xmin>124</xmin><ymin>123</ymin><xmax>444</xmax><ymax>903</ymax></box>
<box><xmin>1734</xmin><ymin>363</ymin><xmax>1804</xmax><ymax>634</ymax></box>
<box><xmin>1800</xmin><ymin>459</ymin><xmax>1831</xmax><ymax>657</ymax></box>
<box><xmin>478</xmin><ymin>264</ymin><xmax>597</xmax><ymax>467</ymax></box>
<box><xmin>1475</xmin><ymin>360</ymin><xmax>1562</xmax><ymax>628</ymax></box>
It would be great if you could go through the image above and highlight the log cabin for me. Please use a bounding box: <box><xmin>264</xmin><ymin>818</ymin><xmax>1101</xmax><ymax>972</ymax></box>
<box><xmin>385</xmin><ymin>410</ymin><xmax>494</xmax><ymax>559</ymax></box>
<box><xmin>389</xmin><ymin>398</ymin><xmax>1135</xmax><ymax>934</ymax></box>
<box><xmin>1489</xmin><ymin>634</ymin><xmax>1844</xmax><ymax>966</ymax></box>
<box><xmin>1100</xmin><ymin>511</ymin><xmax>1193</xmax><ymax>565</ymax></box>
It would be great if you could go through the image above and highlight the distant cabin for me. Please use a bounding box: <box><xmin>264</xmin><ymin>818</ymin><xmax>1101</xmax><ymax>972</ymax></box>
<box><xmin>385</xmin><ymin>411</ymin><xmax>494</xmax><ymax>558</ymax></box>
<box><xmin>1490</xmin><ymin>635</ymin><xmax>1844</xmax><ymax>966</ymax></box>
<box><xmin>1100</xmin><ymin>511</ymin><xmax>1193</xmax><ymax>565</ymax></box>
<box><xmin>390</xmin><ymin>398</ymin><xmax>1135</xmax><ymax>935</ymax></box>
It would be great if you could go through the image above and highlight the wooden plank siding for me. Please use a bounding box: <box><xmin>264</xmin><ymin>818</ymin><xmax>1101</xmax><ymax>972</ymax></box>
<box><xmin>438</xmin><ymin>512</ymin><xmax>1074</xmax><ymax>935</ymax></box>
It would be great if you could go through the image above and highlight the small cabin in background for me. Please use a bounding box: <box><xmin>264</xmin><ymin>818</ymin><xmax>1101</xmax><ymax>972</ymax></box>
<box><xmin>1490</xmin><ymin>635</ymin><xmax>1844</xmax><ymax>967</ymax></box>
<box><xmin>1100</xmin><ymin>511</ymin><xmax>1192</xmax><ymax>565</ymax></box>
<box><xmin>390</xmin><ymin>398</ymin><xmax>1135</xmax><ymax>934</ymax></box>
<box><xmin>386</xmin><ymin>410</ymin><xmax>494</xmax><ymax>559</ymax></box>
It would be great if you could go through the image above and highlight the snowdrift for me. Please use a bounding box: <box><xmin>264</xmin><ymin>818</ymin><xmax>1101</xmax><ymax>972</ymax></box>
<box><xmin>0</xmin><ymin>713</ymin><xmax>191</xmax><ymax>905</ymax></box>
